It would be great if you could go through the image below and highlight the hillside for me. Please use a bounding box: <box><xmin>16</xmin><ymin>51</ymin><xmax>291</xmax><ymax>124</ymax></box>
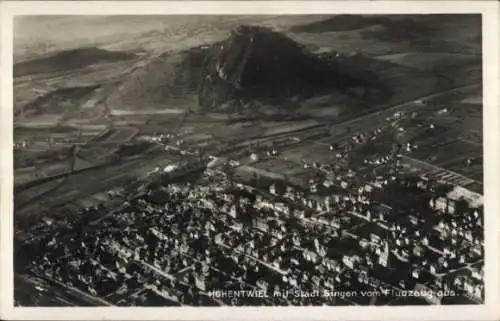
<box><xmin>104</xmin><ymin>47</ymin><xmax>206</xmax><ymax>112</ymax></box>
<box><xmin>15</xmin><ymin>85</ymin><xmax>101</xmax><ymax>118</ymax></box>
<box><xmin>14</xmin><ymin>47</ymin><xmax>136</xmax><ymax>77</ymax></box>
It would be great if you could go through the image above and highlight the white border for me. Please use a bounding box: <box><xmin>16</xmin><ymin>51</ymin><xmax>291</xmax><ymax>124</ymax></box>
<box><xmin>1</xmin><ymin>1</ymin><xmax>499</xmax><ymax>320</ymax></box>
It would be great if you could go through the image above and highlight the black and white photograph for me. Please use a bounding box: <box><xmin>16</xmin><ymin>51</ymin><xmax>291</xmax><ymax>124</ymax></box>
<box><xmin>1</xmin><ymin>1</ymin><xmax>499</xmax><ymax>320</ymax></box>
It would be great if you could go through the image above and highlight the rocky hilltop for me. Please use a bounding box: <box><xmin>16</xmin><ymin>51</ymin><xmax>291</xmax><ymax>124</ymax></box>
<box><xmin>197</xmin><ymin>25</ymin><xmax>371</xmax><ymax>111</ymax></box>
<box><xmin>102</xmin><ymin>25</ymin><xmax>384</xmax><ymax>114</ymax></box>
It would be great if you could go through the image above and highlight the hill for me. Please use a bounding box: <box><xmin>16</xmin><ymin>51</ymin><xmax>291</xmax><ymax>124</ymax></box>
<box><xmin>105</xmin><ymin>25</ymin><xmax>385</xmax><ymax>114</ymax></box>
<box><xmin>290</xmin><ymin>15</ymin><xmax>481</xmax><ymax>55</ymax></box>
<box><xmin>14</xmin><ymin>47</ymin><xmax>136</xmax><ymax>77</ymax></box>
<box><xmin>197</xmin><ymin>25</ymin><xmax>379</xmax><ymax>111</ymax></box>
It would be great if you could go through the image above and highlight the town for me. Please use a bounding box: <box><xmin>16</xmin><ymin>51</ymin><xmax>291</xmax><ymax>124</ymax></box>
<box><xmin>16</xmin><ymin>100</ymin><xmax>484</xmax><ymax>306</ymax></box>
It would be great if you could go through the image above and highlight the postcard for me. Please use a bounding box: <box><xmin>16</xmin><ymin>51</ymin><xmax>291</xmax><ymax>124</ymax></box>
<box><xmin>1</xmin><ymin>1</ymin><xmax>499</xmax><ymax>320</ymax></box>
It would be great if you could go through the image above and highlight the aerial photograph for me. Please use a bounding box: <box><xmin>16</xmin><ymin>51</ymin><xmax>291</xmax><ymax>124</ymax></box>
<box><xmin>13</xmin><ymin>14</ymin><xmax>483</xmax><ymax>306</ymax></box>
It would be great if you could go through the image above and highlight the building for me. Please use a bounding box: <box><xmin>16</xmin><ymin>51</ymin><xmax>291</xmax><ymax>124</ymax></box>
<box><xmin>269</xmin><ymin>184</ymin><xmax>277</xmax><ymax>196</ymax></box>
<box><xmin>378</xmin><ymin>241</ymin><xmax>390</xmax><ymax>268</ymax></box>
<box><xmin>342</xmin><ymin>255</ymin><xmax>359</xmax><ymax>269</ymax></box>
<box><xmin>431</xmin><ymin>197</ymin><xmax>456</xmax><ymax>214</ymax></box>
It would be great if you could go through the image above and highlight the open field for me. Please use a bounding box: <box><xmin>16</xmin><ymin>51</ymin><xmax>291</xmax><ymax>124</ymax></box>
<box><xmin>461</xmin><ymin>93</ymin><xmax>482</xmax><ymax>105</ymax></box>
<box><xmin>96</xmin><ymin>126</ymin><xmax>138</xmax><ymax>143</ymax></box>
<box><xmin>14</xmin><ymin>125</ymin><xmax>142</xmax><ymax>188</ymax></box>
<box><xmin>400</xmin><ymin>156</ymin><xmax>482</xmax><ymax>193</ymax></box>
<box><xmin>438</xmin><ymin>102</ymin><xmax>482</xmax><ymax>144</ymax></box>
<box><xmin>14</xmin><ymin>59</ymin><xmax>137</xmax><ymax>114</ymax></box>
<box><xmin>376</xmin><ymin>53</ymin><xmax>480</xmax><ymax>70</ymax></box>
<box><xmin>409</xmin><ymin>140</ymin><xmax>481</xmax><ymax>167</ymax></box>
<box><xmin>14</xmin><ymin>151</ymin><xmax>182</xmax><ymax>221</ymax></box>
<box><xmin>405</xmin><ymin>138</ymin><xmax>482</xmax><ymax>185</ymax></box>
<box><xmin>281</xmin><ymin>144</ymin><xmax>336</xmax><ymax>165</ymax></box>
<box><xmin>15</xmin><ymin>157</ymin><xmax>92</xmax><ymax>186</ymax></box>
<box><xmin>109</xmin><ymin>108</ymin><xmax>186</xmax><ymax>116</ymax></box>
<box><xmin>14</xmin><ymin>178</ymin><xmax>67</xmax><ymax>207</ymax></box>
<box><xmin>257</xmin><ymin>120</ymin><xmax>321</xmax><ymax>136</ymax></box>
<box><xmin>252</xmin><ymin>157</ymin><xmax>313</xmax><ymax>178</ymax></box>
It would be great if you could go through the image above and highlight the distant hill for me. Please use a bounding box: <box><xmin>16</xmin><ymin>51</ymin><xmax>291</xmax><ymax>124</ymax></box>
<box><xmin>290</xmin><ymin>14</ymin><xmax>479</xmax><ymax>37</ymax></box>
<box><xmin>14</xmin><ymin>47</ymin><xmax>136</xmax><ymax>77</ymax></box>
<box><xmin>290</xmin><ymin>15</ymin><xmax>481</xmax><ymax>54</ymax></box>
<box><xmin>290</xmin><ymin>15</ymin><xmax>385</xmax><ymax>33</ymax></box>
